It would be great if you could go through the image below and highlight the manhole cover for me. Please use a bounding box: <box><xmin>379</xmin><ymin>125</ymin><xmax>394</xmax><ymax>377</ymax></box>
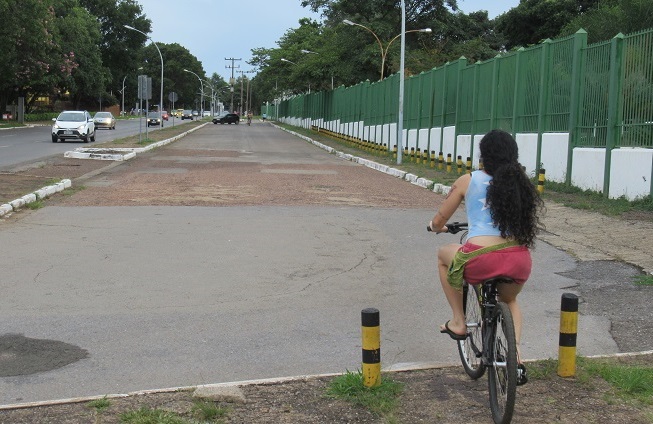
<box><xmin>0</xmin><ymin>334</ymin><xmax>88</xmax><ymax>377</ymax></box>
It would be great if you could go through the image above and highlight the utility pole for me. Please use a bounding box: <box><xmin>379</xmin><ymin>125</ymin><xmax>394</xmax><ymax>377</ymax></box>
<box><xmin>225</xmin><ymin>57</ymin><xmax>241</xmax><ymax>113</ymax></box>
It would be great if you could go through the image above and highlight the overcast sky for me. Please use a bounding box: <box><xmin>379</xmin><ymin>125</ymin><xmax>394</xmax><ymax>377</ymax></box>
<box><xmin>135</xmin><ymin>0</ymin><xmax>520</xmax><ymax>81</ymax></box>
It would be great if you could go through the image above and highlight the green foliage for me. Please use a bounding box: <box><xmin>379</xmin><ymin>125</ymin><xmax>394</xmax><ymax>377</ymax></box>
<box><xmin>87</xmin><ymin>396</ymin><xmax>111</xmax><ymax>411</ymax></box>
<box><xmin>327</xmin><ymin>370</ymin><xmax>403</xmax><ymax>416</ymax></box>
<box><xmin>560</xmin><ymin>0</ymin><xmax>653</xmax><ymax>43</ymax></box>
<box><xmin>579</xmin><ymin>357</ymin><xmax>653</xmax><ymax>404</ymax></box>
<box><xmin>634</xmin><ymin>274</ymin><xmax>653</xmax><ymax>286</ymax></box>
<box><xmin>120</xmin><ymin>407</ymin><xmax>190</xmax><ymax>424</ymax></box>
<box><xmin>191</xmin><ymin>400</ymin><xmax>228</xmax><ymax>421</ymax></box>
<box><xmin>25</xmin><ymin>113</ymin><xmax>59</xmax><ymax>122</ymax></box>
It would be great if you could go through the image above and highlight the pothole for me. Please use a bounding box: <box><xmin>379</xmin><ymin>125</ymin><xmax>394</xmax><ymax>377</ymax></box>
<box><xmin>0</xmin><ymin>333</ymin><xmax>89</xmax><ymax>377</ymax></box>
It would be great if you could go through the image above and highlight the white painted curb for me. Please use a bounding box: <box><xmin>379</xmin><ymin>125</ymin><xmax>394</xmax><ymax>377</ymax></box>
<box><xmin>273</xmin><ymin>124</ymin><xmax>447</xmax><ymax>194</ymax></box>
<box><xmin>63</xmin><ymin>122</ymin><xmax>208</xmax><ymax>161</ymax></box>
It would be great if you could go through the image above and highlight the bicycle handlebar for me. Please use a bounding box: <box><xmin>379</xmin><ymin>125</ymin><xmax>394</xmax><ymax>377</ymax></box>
<box><xmin>427</xmin><ymin>221</ymin><xmax>468</xmax><ymax>234</ymax></box>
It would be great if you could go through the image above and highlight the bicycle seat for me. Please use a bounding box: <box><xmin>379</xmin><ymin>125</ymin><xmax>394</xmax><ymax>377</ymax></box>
<box><xmin>482</xmin><ymin>277</ymin><xmax>515</xmax><ymax>285</ymax></box>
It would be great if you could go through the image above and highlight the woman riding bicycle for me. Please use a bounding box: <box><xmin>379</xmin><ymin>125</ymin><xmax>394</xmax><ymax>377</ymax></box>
<box><xmin>428</xmin><ymin>129</ymin><xmax>543</xmax><ymax>377</ymax></box>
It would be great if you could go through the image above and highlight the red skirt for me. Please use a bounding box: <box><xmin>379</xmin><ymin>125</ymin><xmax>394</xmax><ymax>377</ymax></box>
<box><xmin>460</xmin><ymin>242</ymin><xmax>532</xmax><ymax>285</ymax></box>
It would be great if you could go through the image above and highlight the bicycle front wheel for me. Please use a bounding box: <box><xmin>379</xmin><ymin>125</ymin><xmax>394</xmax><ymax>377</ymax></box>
<box><xmin>488</xmin><ymin>302</ymin><xmax>517</xmax><ymax>424</ymax></box>
<box><xmin>457</xmin><ymin>283</ymin><xmax>485</xmax><ymax>379</ymax></box>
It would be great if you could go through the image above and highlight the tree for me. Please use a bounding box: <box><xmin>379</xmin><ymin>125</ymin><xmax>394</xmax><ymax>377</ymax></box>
<box><xmin>78</xmin><ymin>0</ymin><xmax>152</xmax><ymax>105</ymax></box>
<box><xmin>0</xmin><ymin>0</ymin><xmax>62</xmax><ymax>112</ymax></box>
<box><xmin>496</xmin><ymin>0</ymin><xmax>601</xmax><ymax>50</ymax></box>
<box><xmin>53</xmin><ymin>0</ymin><xmax>109</xmax><ymax>109</ymax></box>
<box><xmin>560</xmin><ymin>0</ymin><xmax>653</xmax><ymax>42</ymax></box>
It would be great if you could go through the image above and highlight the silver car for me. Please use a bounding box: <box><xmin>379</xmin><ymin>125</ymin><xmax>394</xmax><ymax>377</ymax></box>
<box><xmin>93</xmin><ymin>111</ymin><xmax>116</xmax><ymax>130</ymax></box>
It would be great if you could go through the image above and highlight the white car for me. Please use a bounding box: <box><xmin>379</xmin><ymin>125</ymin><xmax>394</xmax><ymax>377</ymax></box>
<box><xmin>52</xmin><ymin>110</ymin><xmax>96</xmax><ymax>143</ymax></box>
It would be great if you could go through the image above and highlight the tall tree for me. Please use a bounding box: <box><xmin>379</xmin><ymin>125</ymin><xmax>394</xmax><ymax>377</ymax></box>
<box><xmin>560</xmin><ymin>0</ymin><xmax>653</xmax><ymax>42</ymax></box>
<box><xmin>496</xmin><ymin>0</ymin><xmax>601</xmax><ymax>50</ymax></box>
<box><xmin>53</xmin><ymin>0</ymin><xmax>109</xmax><ymax>109</ymax></box>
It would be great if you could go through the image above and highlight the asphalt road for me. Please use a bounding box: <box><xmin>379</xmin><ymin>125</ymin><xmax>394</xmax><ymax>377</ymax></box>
<box><xmin>0</xmin><ymin>117</ymin><xmax>192</xmax><ymax>169</ymax></box>
<box><xmin>0</xmin><ymin>123</ymin><xmax>624</xmax><ymax>406</ymax></box>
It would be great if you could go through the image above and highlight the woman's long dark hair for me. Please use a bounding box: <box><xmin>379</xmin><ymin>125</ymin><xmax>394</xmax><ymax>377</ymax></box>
<box><xmin>480</xmin><ymin>129</ymin><xmax>544</xmax><ymax>247</ymax></box>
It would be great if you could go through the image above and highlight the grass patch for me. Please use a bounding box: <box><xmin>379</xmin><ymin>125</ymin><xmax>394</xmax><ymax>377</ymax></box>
<box><xmin>25</xmin><ymin>200</ymin><xmax>44</xmax><ymax>210</ymax></box>
<box><xmin>634</xmin><ymin>274</ymin><xmax>653</xmax><ymax>286</ymax></box>
<box><xmin>191</xmin><ymin>400</ymin><xmax>229</xmax><ymax>421</ymax></box>
<box><xmin>120</xmin><ymin>407</ymin><xmax>191</xmax><ymax>424</ymax></box>
<box><xmin>578</xmin><ymin>357</ymin><xmax>653</xmax><ymax>404</ymax></box>
<box><xmin>326</xmin><ymin>370</ymin><xmax>403</xmax><ymax>418</ymax></box>
<box><xmin>87</xmin><ymin>396</ymin><xmax>111</xmax><ymax>411</ymax></box>
<box><xmin>528</xmin><ymin>356</ymin><xmax>653</xmax><ymax>406</ymax></box>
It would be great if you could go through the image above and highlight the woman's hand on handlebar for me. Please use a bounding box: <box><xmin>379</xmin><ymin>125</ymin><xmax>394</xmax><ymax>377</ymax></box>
<box><xmin>427</xmin><ymin>222</ymin><xmax>448</xmax><ymax>233</ymax></box>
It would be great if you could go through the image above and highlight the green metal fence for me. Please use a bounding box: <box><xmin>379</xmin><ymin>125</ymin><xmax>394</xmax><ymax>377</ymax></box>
<box><xmin>278</xmin><ymin>27</ymin><xmax>653</xmax><ymax>157</ymax></box>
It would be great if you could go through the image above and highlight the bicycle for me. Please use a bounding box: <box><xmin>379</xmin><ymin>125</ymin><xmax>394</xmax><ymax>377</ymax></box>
<box><xmin>428</xmin><ymin>222</ymin><xmax>523</xmax><ymax>424</ymax></box>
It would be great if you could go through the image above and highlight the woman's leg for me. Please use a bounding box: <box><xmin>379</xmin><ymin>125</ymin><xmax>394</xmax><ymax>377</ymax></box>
<box><xmin>497</xmin><ymin>282</ymin><xmax>524</xmax><ymax>348</ymax></box>
<box><xmin>438</xmin><ymin>243</ymin><xmax>465</xmax><ymax>336</ymax></box>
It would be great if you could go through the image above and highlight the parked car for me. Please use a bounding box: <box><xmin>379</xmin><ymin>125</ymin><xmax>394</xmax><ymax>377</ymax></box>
<box><xmin>147</xmin><ymin>112</ymin><xmax>162</xmax><ymax>127</ymax></box>
<box><xmin>181</xmin><ymin>109</ymin><xmax>194</xmax><ymax>120</ymax></box>
<box><xmin>202</xmin><ymin>111</ymin><xmax>211</xmax><ymax>117</ymax></box>
<box><xmin>51</xmin><ymin>110</ymin><xmax>96</xmax><ymax>143</ymax></box>
<box><xmin>161</xmin><ymin>110</ymin><xmax>169</xmax><ymax>121</ymax></box>
<box><xmin>93</xmin><ymin>111</ymin><xmax>116</xmax><ymax>130</ymax></box>
<box><xmin>212</xmin><ymin>113</ymin><xmax>240</xmax><ymax>125</ymax></box>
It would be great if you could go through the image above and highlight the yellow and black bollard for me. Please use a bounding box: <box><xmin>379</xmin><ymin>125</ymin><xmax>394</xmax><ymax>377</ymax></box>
<box><xmin>558</xmin><ymin>293</ymin><xmax>578</xmax><ymax>377</ymax></box>
<box><xmin>446</xmin><ymin>154</ymin><xmax>452</xmax><ymax>172</ymax></box>
<box><xmin>410</xmin><ymin>147</ymin><xmax>415</xmax><ymax>162</ymax></box>
<box><xmin>466</xmin><ymin>157</ymin><xmax>472</xmax><ymax>174</ymax></box>
<box><xmin>404</xmin><ymin>146</ymin><xmax>409</xmax><ymax>160</ymax></box>
<box><xmin>361</xmin><ymin>308</ymin><xmax>381</xmax><ymax>387</ymax></box>
<box><xmin>438</xmin><ymin>152</ymin><xmax>444</xmax><ymax>170</ymax></box>
<box><xmin>422</xmin><ymin>149</ymin><xmax>428</xmax><ymax>166</ymax></box>
<box><xmin>415</xmin><ymin>147</ymin><xmax>421</xmax><ymax>164</ymax></box>
<box><xmin>538</xmin><ymin>168</ymin><xmax>546</xmax><ymax>194</ymax></box>
<box><xmin>430</xmin><ymin>150</ymin><xmax>436</xmax><ymax>168</ymax></box>
<box><xmin>393</xmin><ymin>145</ymin><xmax>397</xmax><ymax>159</ymax></box>
<box><xmin>456</xmin><ymin>155</ymin><xmax>463</xmax><ymax>174</ymax></box>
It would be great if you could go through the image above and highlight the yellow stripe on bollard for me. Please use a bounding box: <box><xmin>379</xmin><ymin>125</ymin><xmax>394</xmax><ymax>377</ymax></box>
<box><xmin>446</xmin><ymin>154</ymin><xmax>452</xmax><ymax>173</ymax></box>
<box><xmin>361</xmin><ymin>308</ymin><xmax>381</xmax><ymax>388</ymax></box>
<box><xmin>558</xmin><ymin>293</ymin><xmax>578</xmax><ymax>377</ymax></box>
<box><xmin>538</xmin><ymin>168</ymin><xmax>546</xmax><ymax>194</ymax></box>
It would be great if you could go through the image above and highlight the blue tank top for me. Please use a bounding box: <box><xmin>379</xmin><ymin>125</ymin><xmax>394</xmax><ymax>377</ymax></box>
<box><xmin>466</xmin><ymin>171</ymin><xmax>502</xmax><ymax>238</ymax></box>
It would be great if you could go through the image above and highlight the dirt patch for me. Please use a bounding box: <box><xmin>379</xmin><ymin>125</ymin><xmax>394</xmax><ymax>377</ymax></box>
<box><xmin>0</xmin><ymin>354</ymin><xmax>651</xmax><ymax>423</ymax></box>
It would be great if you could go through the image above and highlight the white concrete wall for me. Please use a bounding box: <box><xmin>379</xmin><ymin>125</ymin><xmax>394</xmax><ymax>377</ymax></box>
<box><xmin>442</xmin><ymin>126</ymin><xmax>456</xmax><ymax>157</ymax></box>
<box><xmin>541</xmin><ymin>133</ymin><xmax>570</xmax><ymax>183</ymax></box>
<box><xmin>609</xmin><ymin>148</ymin><xmax>653</xmax><ymax>200</ymax></box>
<box><xmin>407</xmin><ymin>129</ymin><xmax>418</xmax><ymax>151</ymax></box>
<box><xmin>572</xmin><ymin>148</ymin><xmax>605</xmax><ymax>192</ymax></box>
<box><xmin>515</xmin><ymin>133</ymin><xmax>538</xmax><ymax>176</ymax></box>
<box><xmin>455</xmin><ymin>135</ymin><xmax>472</xmax><ymax>165</ymax></box>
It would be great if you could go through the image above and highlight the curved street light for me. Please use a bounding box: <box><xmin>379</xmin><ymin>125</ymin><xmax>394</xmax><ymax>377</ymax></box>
<box><xmin>124</xmin><ymin>25</ymin><xmax>164</xmax><ymax>119</ymax></box>
<box><xmin>280</xmin><ymin>58</ymin><xmax>297</xmax><ymax>65</ymax></box>
<box><xmin>342</xmin><ymin>19</ymin><xmax>431</xmax><ymax>80</ymax></box>
<box><xmin>183</xmin><ymin>69</ymin><xmax>204</xmax><ymax>114</ymax></box>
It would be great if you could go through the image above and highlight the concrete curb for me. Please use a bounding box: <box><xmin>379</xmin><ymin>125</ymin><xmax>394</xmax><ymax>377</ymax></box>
<box><xmin>272</xmin><ymin>124</ymin><xmax>452</xmax><ymax>195</ymax></box>
<box><xmin>1</xmin><ymin>349</ymin><xmax>651</xmax><ymax>411</ymax></box>
<box><xmin>63</xmin><ymin>122</ymin><xmax>208</xmax><ymax>161</ymax></box>
<box><xmin>1</xmin><ymin>123</ymin><xmax>208</xmax><ymax>219</ymax></box>
<box><xmin>0</xmin><ymin>180</ymin><xmax>71</xmax><ymax>219</ymax></box>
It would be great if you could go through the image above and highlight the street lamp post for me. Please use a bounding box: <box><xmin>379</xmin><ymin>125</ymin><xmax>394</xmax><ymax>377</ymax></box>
<box><xmin>124</xmin><ymin>25</ymin><xmax>164</xmax><ymax>121</ymax></box>
<box><xmin>121</xmin><ymin>75</ymin><xmax>127</xmax><ymax>116</ymax></box>
<box><xmin>397</xmin><ymin>0</ymin><xmax>406</xmax><ymax>164</ymax></box>
<box><xmin>342</xmin><ymin>19</ymin><xmax>431</xmax><ymax>80</ymax></box>
<box><xmin>183</xmin><ymin>69</ymin><xmax>204</xmax><ymax>115</ymax></box>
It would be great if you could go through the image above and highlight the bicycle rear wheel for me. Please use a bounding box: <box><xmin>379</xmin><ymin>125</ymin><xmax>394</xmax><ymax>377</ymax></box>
<box><xmin>457</xmin><ymin>283</ymin><xmax>485</xmax><ymax>379</ymax></box>
<box><xmin>488</xmin><ymin>302</ymin><xmax>517</xmax><ymax>424</ymax></box>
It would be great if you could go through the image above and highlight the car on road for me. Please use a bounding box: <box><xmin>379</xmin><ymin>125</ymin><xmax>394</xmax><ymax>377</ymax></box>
<box><xmin>181</xmin><ymin>109</ymin><xmax>194</xmax><ymax>120</ymax></box>
<box><xmin>174</xmin><ymin>108</ymin><xmax>184</xmax><ymax>118</ymax></box>
<box><xmin>192</xmin><ymin>110</ymin><xmax>200</xmax><ymax>118</ymax></box>
<box><xmin>52</xmin><ymin>110</ymin><xmax>96</xmax><ymax>143</ymax></box>
<box><xmin>161</xmin><ymin>110</ymin><xmax>169</xmax><ymax>121</ymax></box>
<box><xmin>212</xmin><ymin>112</ymin><xmax>240</xmax><ymax>125</ymax></box>
<box><xmin>93</xmin><ymin>111</ymin><xmax>116</xmax><ymax>130</ymax></box>
<box><xmin>147</xmin><ymin>112</ymin><xmax>162</xmax><ymax>127</ymax></box>
<box><xmin>202</xmin><ymin>111</ymin><xmax>211</xmax><ymax>117</ymax></box>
